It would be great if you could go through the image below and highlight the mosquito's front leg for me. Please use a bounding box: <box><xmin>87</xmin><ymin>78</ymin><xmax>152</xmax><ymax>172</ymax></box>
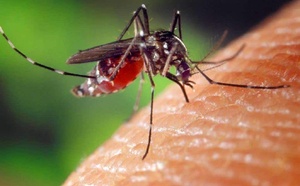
<box><xmin>165</xmin><ymin>72</ymin><xmax>190</xmax><ymax>103</ymax></box>
<box><xmin>195</xmin><ymin>65</ymin><xmax>290</xmax><ymax>89</ymax></box>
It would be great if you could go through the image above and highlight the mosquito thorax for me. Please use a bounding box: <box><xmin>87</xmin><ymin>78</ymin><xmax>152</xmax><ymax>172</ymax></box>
<box><xmin>144</xmin><ymin>30</ymin><xmax>191</xmax><ymax>81</ymax></box>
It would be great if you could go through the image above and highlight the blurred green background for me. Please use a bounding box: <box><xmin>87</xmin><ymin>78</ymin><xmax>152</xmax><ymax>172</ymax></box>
<box><xmin>0</xmin><ymin>0</ymin><xmax>290</xmax><ymax>185</ymax></box>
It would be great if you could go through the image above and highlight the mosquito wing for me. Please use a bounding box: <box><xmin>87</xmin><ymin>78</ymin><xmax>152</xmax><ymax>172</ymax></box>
<box><xmin>67</xmin><ymin>37</ymin><xmax>142</xmax><ymax>64</ymax></box>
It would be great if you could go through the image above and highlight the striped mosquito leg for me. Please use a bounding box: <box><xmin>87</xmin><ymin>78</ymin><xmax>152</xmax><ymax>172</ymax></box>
<box><xmin>195</xmin><ymin>65</ymin><xmax>290</xmax><ymax>89</ymax></box>
<box><xmin>0</xmin><ymin>26</ymin><xmax>95</xmax><ymax>79</ymax></box>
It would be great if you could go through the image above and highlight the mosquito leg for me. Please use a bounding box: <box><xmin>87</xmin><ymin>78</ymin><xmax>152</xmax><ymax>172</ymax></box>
<box><xmin>140</xmin><ymin>5</ymin><xmax>150</xmax><ymax>35</ymax></box>
<box><xmin>166</xmin><ymin>72</ymin><xmax>190</xmax><ymax>103</ymax></box>
<box><xmin>134</xmin><ymin>14</ymin><xmax>146</xmax><ymax>36</ymax></box>
<box><xmin>133</xmin><ymin>72</ymin><xmax>145</xmax><ymax>113</ymax></box>
<box><xmin>142</xmin><ymin>82</ymin><xmax>154</xmax><ymax>160</ymax></box>
<box><xmin>109</xmin><ymin>8</ymin><xmax>147</xmax><ymax>81</ymax></box>
<box><xmin>125</xmin><ymin>72</ymin><xmax>145</xmax><ymax>122</ymax></box>
<box><xmin>169</xmin><ymin>10</ymin><xmax>182</xmax><ymax>39</ymax></box>
<box><xmin>108</xmin><ymin>36</ymin><xmax>138</xmax><ymax>81</ymax></box>
<box><xmin>117</xmin><ymin>4</ymin><xmax>149</xmax><ymax>41</ymax></box>
<box><xmin>0</xmin><ymin>27</ymin><xmax>95</xmax><ymax>79</ymax></box>
<box><xmin>195</xmin><ymin>66</ymin><xmax>290</xmax><ymax>89</ymax></box>
<box><xmin>162</xmin><ymin>43</ymin><xmax>178</xmax><ymax>77</ymax></box>
<box><xmin>140</xmin><ymin>50</ymin><xmax>155</xmax><ymax>160</ymax></box>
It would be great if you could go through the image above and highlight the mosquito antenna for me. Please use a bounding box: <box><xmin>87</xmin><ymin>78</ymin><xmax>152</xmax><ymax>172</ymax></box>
<box><xmin>0</xmin><ymin>27</ymin><xmax>96</xmax><ymax>79</ymax></box>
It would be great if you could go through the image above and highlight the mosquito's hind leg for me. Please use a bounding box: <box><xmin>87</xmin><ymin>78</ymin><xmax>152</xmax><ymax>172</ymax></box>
<box><xmin>125</xmin><ymin>72</ymin><xmax>145</xmax><ymax>122</ymax></box>
<box><xmin>0</xmin><ymin>26</ymin><xmax>95</xmax><ymax>79</ymax></box>
<box><xmin>117</xmin><ymin>4</ymin><xmax>150</xmax><ymax>41</ymax></box>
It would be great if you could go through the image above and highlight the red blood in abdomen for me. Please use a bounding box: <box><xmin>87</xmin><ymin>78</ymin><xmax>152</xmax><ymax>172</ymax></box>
<box><xmin>97</xmin><ymin>56</ymin><xmax>143</xmax><ymax>94</ymax></box>
<box><xmin>72</xmin><ymin>54</ymin><xmax>143</xmax><ymax>97</ymax></box>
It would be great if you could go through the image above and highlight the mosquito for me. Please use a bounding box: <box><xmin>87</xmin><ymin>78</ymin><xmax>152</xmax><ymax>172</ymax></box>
<box><xmin>0</xmin><ymin>4</ymin><xmax>289</xmax><ymax>160</ymax></box>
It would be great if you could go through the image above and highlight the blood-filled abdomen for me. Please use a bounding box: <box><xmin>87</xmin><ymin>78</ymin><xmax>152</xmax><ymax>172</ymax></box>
<box><xmin>72</xmin><ymin>53</ymin><xmax>143</xmax><ymax>97</ymax></box>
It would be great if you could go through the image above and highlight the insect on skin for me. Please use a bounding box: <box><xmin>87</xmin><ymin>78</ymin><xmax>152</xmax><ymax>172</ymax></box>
<box><xmin>0</xmin><ymin>4</ymin><xmax>290</xmax><ymax>160</ymax></box>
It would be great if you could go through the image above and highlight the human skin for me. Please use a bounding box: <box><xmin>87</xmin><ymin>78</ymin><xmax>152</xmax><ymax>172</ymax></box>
<box><xmin>64</xmin><ymin>1</ymin><xmax>300</xmax><ymax>186</ymax></box>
